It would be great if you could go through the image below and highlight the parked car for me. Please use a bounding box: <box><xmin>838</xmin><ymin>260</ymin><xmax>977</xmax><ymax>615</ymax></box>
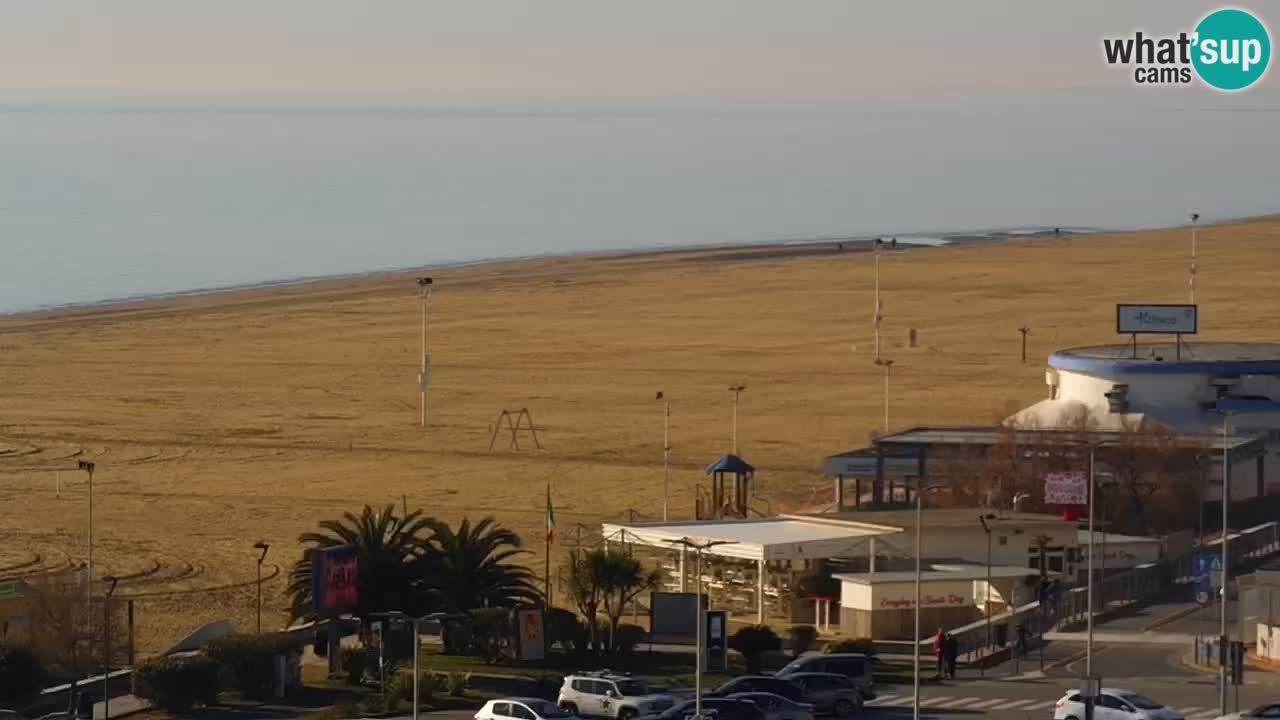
<box><xmin>775</xmin><ymin>673</ymin><xmax>862</xmax><ymax>718</ymax></box>
<box><xmin>1</xmin><ymin>711</ymin><xmax>27</xmax><ymax>720</ymax></box>
<box><xmin>1054</xmin><ymin>689</ymin><xmax>1183</xmax><ymax>720</ymax></box>
<box><xmin>776</xmin><ymin>654</ymin><xmax>874</xmax><ymax>700</ymax></box>
<box><xmin>478</xmin><ymin>698</ymin><xmax>582</xmax><ymax>720</ymax></box>
<box><xmin>559</xmin><ymin>673</ymin><xmax>676</xmax><ymax>720</ymax></box>
<box><xmin>1214</xmin><ymin>704</ymin><xmax>1280</xmax><ymax>720</ymax></box>
<box><xmin>727</xmin><ymin>693</ymin><xmax>816</xmax><ymax>720</ymax></box>
<box><xmin>645</xmin><ymin>698</ymin><xmax>766</xmax><ymax>720</ymax></box>
<box><xmin>708</xmin><ymin>676</ymin><xmax>805</xmax><ymax>703</ymax></box>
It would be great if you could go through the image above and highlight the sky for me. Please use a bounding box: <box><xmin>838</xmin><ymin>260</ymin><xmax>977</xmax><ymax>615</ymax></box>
<box><xmin>2</xmin><ymin>0</ymin><xmax>1276</xmax><ymax>103</ymax></box>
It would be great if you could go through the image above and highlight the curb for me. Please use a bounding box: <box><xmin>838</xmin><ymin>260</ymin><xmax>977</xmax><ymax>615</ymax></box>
<box><xmin>1046</xmin><ymin>647</ymin><xmax>1092</xmax><ymax>671</ymax></box>
<box><xmin>1145</xmin><ymin>605</ymin><xmax>1203</xmax><ymax>632</ymax></box>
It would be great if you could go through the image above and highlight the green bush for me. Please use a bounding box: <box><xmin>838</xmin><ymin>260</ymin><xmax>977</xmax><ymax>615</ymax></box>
<box><xmin>728</xmin><ymin>625</ymin><xmax>782</xmax><ymax>674</ymax></box>
<box><xmin>0</xmin><ymin>642</ymin><xmax>47</xmax><ymax>705</ymax></box>
<box><xmin>824</xmin><ymin>637</ymin><xmax>876</xmax><ymax>657</ymax></box>
<box><xmin>546</xmin><ymin>608</ymin><xmax>580</xmax><ymax>652</ymax></box>
<box><xmin>389</xmin><ymin>669</ymin><xmax>438</xmax><ymax>707</ymax></box>
<box><xmin>444</xmin><ymin>670</ymin><xmax>471</xmax><ymax>696</ymax></box>
<box><xmin>134</xmin><ymin>655</ymin><xmax>220</xmax><ymax>714</ymax></box>
<box><xmin>612</xmin><ymin>624</ymin><xmax>646</xmax><ymax>654</ymax></box>
<box><xmin>788</xmin><ymin>625</ymin><xmax>819</xmax><ymax>658</ymax></box>
<box><xmin>205</xmin><ymin>633</ymin><xmax>304</xmax><ymax>699</ymax></box>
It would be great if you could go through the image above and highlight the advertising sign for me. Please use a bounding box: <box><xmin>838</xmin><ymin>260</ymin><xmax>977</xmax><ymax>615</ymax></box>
<box><xmin>311</xmin><ymin>545</ymin><xmax>360</xmax><ymax>614</ymax></box>
<box><xmin>1116</xmin><ymin>304</ymin><xmax>1198</xmax><ymax>334</ymax></box>
<box><xmin>1194</xmin><ymin>554</ymin><xmax>1221</xmax><ymax>606</ymax></box>
<box><xmin>705</xmin><ymin>610</ymin><xmax>728</xmax><ymax>672</ymax></box>
<box><xmin>517</xmin><ymin>609</ymin><xmax>546</xmax><ymax>661</ymax></box>
<box><xmin>1044</xmin><ymin>470</ymin><xmax>1088</xmax><ymax>506</ymax></box>
<box><xmin>649</xmin><ymin>591</ymin><xmax>707</xmax><ymax>641</ymax></box>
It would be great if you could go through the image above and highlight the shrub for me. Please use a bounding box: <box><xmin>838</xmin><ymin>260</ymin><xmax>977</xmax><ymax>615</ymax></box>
<box><xmin>468</xmin><ymin>608</ymin><xmax>514</xmax><ymax>662</ymax></box>
<box><xmin>341</xmin><ymin>646</ymin><xmax>373</xmax><ymax>686</ymax></box>
<box><xmin>788</xmin><ymin>625</ymin><xmax>819</xmax><ymax>658</ymax></box>
<box><xmin>134</xmin><ymin>655</ymin><xmax>220</xmax><ymax>714</ymax></box>
<box><xmin>531</xmin><ymin>673</ymin><xmax>563</xmax><ymax>701</ymax></box>
<box><xmin>205</xmin><ymin>633</ymin><xmax>304</xmax><ymax>699</ymax></box>
<box><xmin>824</xmin><ymin>638</ymin><xmax>876</xmax><ymax>658</ymax></box>
<box><xmin>612</xmin><ymin>624</ymin><xmax>646</xmax><ymax>654</ymax></box>
<box><xmin>728</xmin><ymin>625</ymin><xmax>782</xmax><ymax>674</ymax></box>
<box><xmin>0</xmin><ymin>642</ymin><xmax>47</xmax><ymax>705</ymax></box>
<box><xmin>445</xmin><ymin>670</ymin><xmax>471</xmax><ymax>696</ymax></box>
<box><xmin>545</xmin><ymin>608</ymin><xmax>580</xmax><ymax>653</ymax></box>
<box><xmin>389</xmin><ymin>669</ymin><xmax>438</xmax><ymax>707</ymax></box>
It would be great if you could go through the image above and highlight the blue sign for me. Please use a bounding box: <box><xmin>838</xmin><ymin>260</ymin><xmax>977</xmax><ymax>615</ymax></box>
<box><xmin>1194</xmin><ymin>554</ymin><xmax>1221</xmax><ymax>606</ymax></box>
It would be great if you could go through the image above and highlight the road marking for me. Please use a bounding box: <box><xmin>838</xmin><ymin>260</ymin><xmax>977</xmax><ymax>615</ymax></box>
<box><xmin>1187</xmin><ymin>712</ymin><xmax>1221</xmax><ymax>720</ymax></box>
<box><xmin>990</xmin><ymin>699</ymin><xmax>1038</xmax><ymax>711</ymax></box>
<box><xmin>936</xmin><ymin>697</ymin><xmax>984</xmax><ymax>708</ymax></box>
<box><xmin>865</xmin><ymin>695</ymin><xmax>902</xmax><ymax>706</ymax></box>
<box><xmin>917</xmin><ymin>697</ymin><xmax>952</xmax><ymax>707</ymax></box>
<box><xmin>1177</xmin><ymin>708</ymin><xmax>1205</xmax><ymax>715</ymax></box>
<box><xmin>1025</xmin><ymin>701</ymin><xmax>1060</xmax><ymax>711</ymax></box>
<box><xmin>876</xmin><ymin>696</ymin><xmax>919</xmax><ymax>707</ymax></box>
<box><xmin>968</xmin><ymin>698</ymin><xmax>1014</xmax><ymax>709</ymax></box>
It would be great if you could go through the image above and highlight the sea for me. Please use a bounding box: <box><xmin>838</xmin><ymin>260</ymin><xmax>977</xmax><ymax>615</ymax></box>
<box><xmin>2</xmin><ymin>97</ymin><xmax>1279</xmax><ymax>314</ymax></box>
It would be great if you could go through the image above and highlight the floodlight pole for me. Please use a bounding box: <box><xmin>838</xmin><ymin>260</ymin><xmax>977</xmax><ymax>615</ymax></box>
<box><xmin>1220</xmin><ymin>413</ymin><xmax>1231</xmax><ymax>715</ymax></box>
<box><xmin>728</xmin><ymin>385</ymin><xmax>746</xmax><ymax>454</ymax></box>
<box><xmin>78</xmin><ymin>461</ymin><xmax>96</xmax><ymax>614</ymax></box>
<box><xmin>1190</xmin><ymin>212</ymin><xmax>1200</xmax><ymax>305</ymax></box>
<box><xmin>417</xmin><ymin>277</ymin><xmax>433</xmax><ymax>427</ymax></box>
<box><xmin>913</xmin><ymin>483</ymin><xmax>940</xmax><ymax>720</ymax></box>
<box><xmin>1086</xmin><ymin>444</ymin><xmax>1095</xmax><ymax>676</ymax></box>
<box><xmin>254</xmin><ymin>542</ymin><xmax>270</xmax><ymax>634</ymax></box>
<box><xmin>103</xmin><ymin>576</ymin><xmax>118</xmax><ymax>720</ymax></box>
<box><xmin>666</xmin><ymin>537</ymin><xmax>736</xmax><ymax>720</ymax></box>
<box><xmin>874</xmin><ymin>238</ymin><xmax>883</xmax><ymax>360</ymax></box>
<box><xmin>979</xmin><ymin>514</ymin><xmax>994</xmax><ymax>677</ymax></box>
<box><xmin>663</xmin><ymin>396</ymin><xmax>671</xmax><ymax>521</ymax></box>
<box><xmin>875</xmin><ymin>358</ymin><xmax>894</xmax><ymax>433</ymax></box>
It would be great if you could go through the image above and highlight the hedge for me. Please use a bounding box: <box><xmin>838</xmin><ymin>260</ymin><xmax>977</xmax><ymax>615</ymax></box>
<box><xmin>134</xmin><ymin>656</ymin><xmax>220</xmax><ymax>714</ymax></box>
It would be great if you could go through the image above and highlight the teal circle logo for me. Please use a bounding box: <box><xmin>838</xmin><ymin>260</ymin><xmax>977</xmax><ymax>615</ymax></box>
<box><xmin>1192</xmin><ymin>8</ymin><xmax>1271</xmax><ymax>91</ymax></box>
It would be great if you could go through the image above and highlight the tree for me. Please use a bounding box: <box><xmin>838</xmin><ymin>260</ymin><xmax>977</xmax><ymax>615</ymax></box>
<box><xmin>425</xmin><ymin>516</ymin><xmax>542</xmax><ymax>611</ymax></box>
<box><xmin>787</xmin><ymin>625</ymin><xmax>819</xmax><ymax>658</ymax></box>
<box><xmin>564</xmin><ymin>549</ymin><xmax>607</xmax><ymax>651</ymax></box>
<box><xmin>0</xmin><ymin>642</ymin><xmax>46</xmax><ymax>705</ymax></box>
<box><xmin>729</xmin><ymin>626</ymin><xmax>781</xmax><ymax>673</ymax></box>
<box><xmin>286</xmin><ymin>504</ymin><xmax>439</xmax><ymax>623</ymax></box>
<box><xmin>597</xmin><ymin>551</ymin><xmax>659</xmax><ymax>650</ymax></box>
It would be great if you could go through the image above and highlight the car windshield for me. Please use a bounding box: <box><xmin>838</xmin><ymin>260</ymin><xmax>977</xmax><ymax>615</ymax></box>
<box><xmin>616</xmin><ymin>681</ymin><xmax>649</xmax><ymax>697</ymax></box>
<box><xmin>778</xmin><ymin>660</ymin><xmax>803</xmax><ymax>675</ymax></box>
<box><xmin>530</xmin><ymin>702</ymin><xmax>571</xmax><ymax>718</ymax></box>
<box><xmin>1120</xmin><ymin>694</ymin><xmax>1162</xmax><ymax>710</ymax></box>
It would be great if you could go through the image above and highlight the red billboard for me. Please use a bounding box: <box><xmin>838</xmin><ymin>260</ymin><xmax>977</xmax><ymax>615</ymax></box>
<box><xmin>311</xmin><ymin>545</ymin><xmax>360</xmax><ymax>614</ymax></box>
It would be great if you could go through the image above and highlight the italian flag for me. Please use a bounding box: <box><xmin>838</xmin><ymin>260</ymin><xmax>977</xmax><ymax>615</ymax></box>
<box><xmin>546</xmin><ymin>484</ymin><xmax>555</xmax><ymax>545</ymax></box>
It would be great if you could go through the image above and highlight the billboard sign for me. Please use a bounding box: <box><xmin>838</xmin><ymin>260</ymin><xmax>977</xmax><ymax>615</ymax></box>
<box><xmin>649</xmin><ymin>591</ymin><xmax>707</xmax><ymax>640</ymax></box>
<box><xmin>517</xmin><ymin>609</ymin><xmax>545</xmax><ymax>661</ymax></box>
<box><xmin>1044</xmin><ymin>470</ymin><xmax>1088</xmax><ymax>506</ymax></box>
<box><xmin>1116</xmin><ymin>304</ymin><xmax>1197</xmax><ymax>334</ymax></box>
<box><xmin>311</xmin><ymin>545</ymin><xmax>360</xmax><ymax>614</ymax></box>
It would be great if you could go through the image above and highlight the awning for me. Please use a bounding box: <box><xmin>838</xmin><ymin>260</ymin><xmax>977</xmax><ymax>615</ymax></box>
<box><xmin>601</xmin><ymin>516</ymin><xmax>901</xmax><ymax>562</ymax></box>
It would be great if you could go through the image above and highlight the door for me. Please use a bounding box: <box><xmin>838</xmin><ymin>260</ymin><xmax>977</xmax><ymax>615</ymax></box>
<box><xmin>1097</xmin><ymin>694</ymin><xmax>1133</xmax><ymax>720</ymax></box>
<box><xmin>597</xmin><ymin>682</ymin><xmax>616</xmax><ymax>716</ymax></box>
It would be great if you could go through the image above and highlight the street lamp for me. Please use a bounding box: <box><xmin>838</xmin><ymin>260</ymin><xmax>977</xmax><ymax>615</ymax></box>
<box><xmin>913</xmin><ymin>483</ymin><xmax>945</xmax><ymax>720</ymax></box>
<box><xmin>1189</xmin><ymin>212</ymin><xmax>1200</xmax><ymax>305</ymax></box>
<box><xmin>728</xmin><ymin>385</ymin><xmax>746</xmax><ymax>454</ymax></box>
<box><xmin>873</xmin><ymin>358</ymin><xmax>894</xmax><ymax>434</ymax></box>
<box><xmin>103</xmin><ymin>575</ymin><xmax>119</xmax><ymax>720</ymax></box>
<box><xmin>373</xmin><ymin>611</ymin><xmax>462</xmax><ymax>720</ymax></box>
<box><xmin>254</xmin><ymin>542</ymin><xmax>270</xmax><ymax>634</ymax></box>
<box><xmin>1218</xmin><ymin>413</ymin><xmax>1231</xmax><ymax>715</ymax></box>
<box><xmin>658</xmin><ymin>392</ymin><xmax>670</xmax><ymax>521</ymax></box>
<box><xmin>873</xmin><ymin>238</ymin><xmax>884</xmax><ymax>360</ymax></box>
<box><xmin>78</xmin><ymin>460</ymin><xmax>96</xmax><ymax>612</ymax></box>
<box><xmin>416</xmin><ymin>277</ymin><xmax>433</xmax><ymax>427</ymax></box>
<box><xmin>665</xmin><ymin>537</ymin><xmax>736</xmax><ymax>720</ymax></box>
<box><xmin>977</xmin><ymin>513</ymin><xmax>997</xmax><ymax>677</ymax></box>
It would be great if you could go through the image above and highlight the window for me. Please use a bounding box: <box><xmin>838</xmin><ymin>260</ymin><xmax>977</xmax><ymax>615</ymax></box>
<box><xmin>494</xmin><ymin>703</ymin><xmax>513</xmax><ymax>717</ymax></box>
<box><xmin>616</xmin><ymin>680</ymin><xmax>648</xmax><ymax>697</ymax></box>
<box><xmin>1120</xmin><ymin>694</ymin><xmax>1161</xmax><ymax>711</ymax></box>
<box><xmin>572</xmin><ymin>680</ymin><xmax>590</xmax><ymax>693</ymax></box>
<box><xmin>1254</xmin><ymin>705</ymin><xmax>1280</xmax><ymax>718</ymax></box>
<box><xmin>511</xmin><ymin>705</ymin><xmax>536</xmax><ymax>720</ymax></box>
<box><xmin>1098</xmin><ymin>696</ymin><xmax>1128</xmax><ymax>711</ymax></box>
<box><xmin>1049</xmin><ymin>556</ymin><xmax>1064</xmax><ymax>572</ymax></box>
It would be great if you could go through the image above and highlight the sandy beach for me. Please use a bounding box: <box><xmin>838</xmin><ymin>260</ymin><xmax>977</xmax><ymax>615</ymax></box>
<box><xmin>2</xmin><ymin>216</ymin><xmax>1279</xmax><ymax>654</ymax></box>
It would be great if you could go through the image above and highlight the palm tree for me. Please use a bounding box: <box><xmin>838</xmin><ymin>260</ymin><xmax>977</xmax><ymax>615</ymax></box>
<box><xmin>598</xmin><ymin>550</ymin><xmax>659</xmax><ymax>650</ymax></box>
<box><xmin>287</xmin><ymin>504</ymin><xmax>439</xmax><ymax>622</ymax></box>
<box><xmin>426</xmin><ymin>516</ymin><xmax>542</xmax><ymax>612</ymax></box>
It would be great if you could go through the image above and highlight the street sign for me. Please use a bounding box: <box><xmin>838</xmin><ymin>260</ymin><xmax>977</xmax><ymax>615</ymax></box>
<box><xmin>1194</xmin><ymin>555</ymin><xmax>1219</xmax><ymax>604</ymax></box>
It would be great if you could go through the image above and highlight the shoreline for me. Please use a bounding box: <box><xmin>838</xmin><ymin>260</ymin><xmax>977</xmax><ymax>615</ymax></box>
<box><xmin>0</xmin><ymin>225</ymin><xmax>1105</xmax><ymax>322</ymax></box>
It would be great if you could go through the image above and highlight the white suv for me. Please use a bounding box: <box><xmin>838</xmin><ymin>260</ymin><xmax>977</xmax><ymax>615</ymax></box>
<box><xmin>1054</xmin><ymin>689</ymin><xmax>1183</xmax><ymax>720</ymax></box>
<box><xmin>558</xmin><ymin>673</ymin><xmax>675</xmax><ymax>720</ymax></box>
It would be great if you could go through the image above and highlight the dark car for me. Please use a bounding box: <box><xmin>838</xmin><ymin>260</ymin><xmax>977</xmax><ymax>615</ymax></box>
<box><xmin>646</xmin><ymin>698</ymin><xmax>766</xmax><ymax>720</ymax></box>
<box><xmin>776</xmin><ymin>654</ymin><xmax>874</xmax><ymax>700</ymax></box>
<box><xmin>708</xmin><ymin>677</ymin><xmax>805</xmax><ymax>703</ymax></box>
<box><xmin>777</xmin><ymin>674</ymin><xmax>862</xmax><ymax>718</ymax></box>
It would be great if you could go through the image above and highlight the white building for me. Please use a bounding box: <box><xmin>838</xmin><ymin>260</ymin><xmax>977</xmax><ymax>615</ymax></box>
<box><xmin>1012</xmin><ymin>341</ymin><xmax>1280</xmax><ymax>499</ymax></box>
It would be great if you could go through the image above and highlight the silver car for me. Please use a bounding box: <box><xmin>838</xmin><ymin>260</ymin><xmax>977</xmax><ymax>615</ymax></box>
<box><xmin>727</xmin><ymin>693</ymin><xmax>816</xmax><ymax>720</ymax></box>
<box><xmin>1212</xmin><ymin>703</ymin><xmax>1280</xmax><ymax>720</ymax></box>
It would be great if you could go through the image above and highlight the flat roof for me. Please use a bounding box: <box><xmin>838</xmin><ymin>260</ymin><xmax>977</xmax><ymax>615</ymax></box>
<box><xmin>835</xmin><ymin>564</ymin><xmax>1038</xmax><ymax>584</ymax></box>
<box><xmin>1078</xmin><ymin>530</ymin><xmax>1160</xmax><ymax>545</ymax></box>
<box><xmin>800</xmin><ymin>509</ymin><xmax>1070</xmax><ymax>531</ymax></box>
<box><xmin>601</xmin><ymin>517</ymin><xmax>901</xmax><ymax>562</ymax></box>
<box><xmin>1051</xmin><ymin>342</ymin><xmax>1280</xmax><ymax>376</ymax></box>
<box><xmin>868</xmin><ymin>426</ymin><xmax>1263</xmax><ymax>453</ymax></box>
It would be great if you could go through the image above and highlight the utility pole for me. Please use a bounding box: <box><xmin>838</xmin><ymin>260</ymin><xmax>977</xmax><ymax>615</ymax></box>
<box><xmin>1019</xmin><ymin>326</ymin><xmax>1031</xmax><ymax>365</ymax></box>
<box><xmin>874</xmin><ymin>358</ymin><xmax>894</xmax><ymax>433</ymax></box>
<box><xmin>728</xmin><ymin>385</ymin><xmax>746</xmax><ymax>454</ymax></box>
<box><xmin>874</xmin><ymin>238</ymin><xmax>884</xmax><ymax>360</ymax></box>
<box><xmin>665</xmin><ymin>537</ymin><xmax>736</xmax><ymax>720</ymax></box>
<box><xmin>254</xmin><ymin>542</ymin><xmax>270</xmax><ymax>634</ymax></box>
<box><xmin>1190</xmin><ymin>213</ymin><xmax>1200</xmax><ymax>305</ymax></box>
<box><xmin>103</xmin><ymin>576</ymin><xmax>118</xmax><ymax>720</ymax></box>
<box><xmin>78</xmin><ymin>461</ymin><xmax>96</xmax><ymax>615</ymax></box>
<box><xmin>1220</xmin><ymin>414</ymin><xmax>1231</xmax><ymax>716</ymax></box>
<box><xmin>979</xmin><ymin>514</ymin><xmax>995</xmax><ymax>677</ymax></box>
<box><xmin>416</xmin><ymin>277</ymin><xmax>433</xmax><ymax>427</ymax></box>
<box><xmin>658</xmin><ymin>392</ymin><xmax>671</xmax><ymax>521</ymax></box>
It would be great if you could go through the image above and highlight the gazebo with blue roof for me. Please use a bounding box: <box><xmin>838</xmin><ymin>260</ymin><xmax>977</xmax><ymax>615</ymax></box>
<box><xmin>701</xmin><ymin>453</ymin><xmax>754</xmax><ymax>519</ymax></box>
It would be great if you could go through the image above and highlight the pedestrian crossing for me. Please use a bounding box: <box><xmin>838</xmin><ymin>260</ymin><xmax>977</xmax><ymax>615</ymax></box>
<box><xmin>861</xmin><ymin>695</ymin><xmax>1222</xmax><ymax>720</ymax></box>
<box><xmin>864</xmin><ymin>694</ymin><xmax>1061</xmax><ymax>712</ymax></box>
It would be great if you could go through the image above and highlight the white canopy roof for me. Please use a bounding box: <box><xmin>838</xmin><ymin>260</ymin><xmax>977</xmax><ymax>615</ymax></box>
<box><xmin>601</xmin><ymin>517</ymin><xmax>901</xmax><ymax>562</ymax></box>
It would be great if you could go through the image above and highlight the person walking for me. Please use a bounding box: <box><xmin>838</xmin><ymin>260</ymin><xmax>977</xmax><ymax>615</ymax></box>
<box><xmin>932</xmin><ymin>628</ymin><xmax>947</xmax><ymax>679</ymax></box>
<box><xmin>944</xmin><ymin>633</ymin><xmax>960</xmax><ymax>679</ymax></box>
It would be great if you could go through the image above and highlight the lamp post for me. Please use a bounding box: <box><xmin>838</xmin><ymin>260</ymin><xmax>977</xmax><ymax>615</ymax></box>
<box><xmin>78</xmin><ymin>460</ymin><xmax>96</xmax><ymax>612</ymax></box>
<box><xmin>374</xmin><ymin>611</ymin><xmax>461</xmax><ymax>720</ymax></box>
<box><xmin>416</xmin><ymin>276</ymin><xmax>433</xmax><ymax>427</ymax></box>
<box><xmin>873</xmin><ymin>238</ymin><xmax>883</xmax><ymax>360</ymax></box>
<box><xmin>658</xmin><ymin>392</ymin><xmax>671</xmax><ymax>521</ymax></box>
<box><xmin>913</xmin><ymin>483</ymin><xmax>944</xmax><ymax>720</ymax></box>
<box><xmin>665</xmin><ymin>537</ymin><xmax>736</xmax><ymax>720</ymax></box>
<box><xmin>1086</xmin><ymin>443</ymin><xmax>1096</xmax><ymax>676</ymax></box>
<box><xmin>728</xmin><ymin>385</ymin><xmax>746</xmax><ymax>454</ymax></box>
<box><xmin>254</xmin><ymin>542</ymin><xmax>270</xmax><ymax>634</ymax></box>
<box><xmin>978</xmin><ymin>513</ymin><xmax>996</xmax><ymax>677</ymax></box>
<box><xmin>874</xmin><ymin>358</ymin><xmax>894</xmax><ymax>433</ymax></box>
<box><xmin>1219</xmin><ymin>413</ymin><xmax>1231</xmax><ymax>716</ymax></box>
<box><xmin>1189</xmin><ymin>212</ymin><xmax>1200</xmax><ymax>305</ymax></box>
<box><xmin>103</xmin><ymin>575</ymin><xmax>118</xmax><ymax>720</ymax></box>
